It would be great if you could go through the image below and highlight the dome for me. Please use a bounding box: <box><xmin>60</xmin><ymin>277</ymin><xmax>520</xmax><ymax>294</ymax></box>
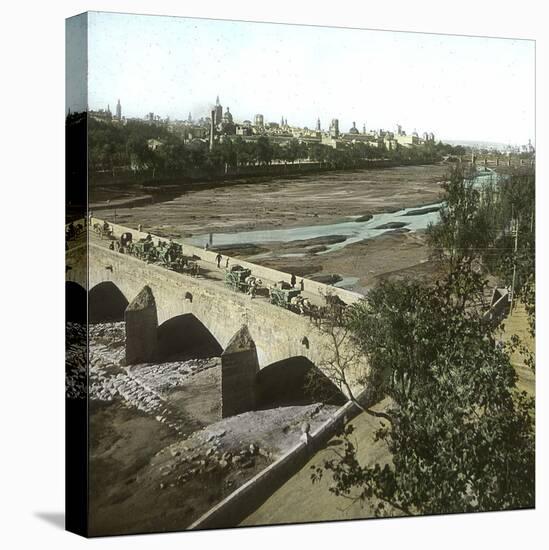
<box><xmin>349</xmin><ymin>122</ymin><xmax>359</xmax><ymax>134</ymax></box>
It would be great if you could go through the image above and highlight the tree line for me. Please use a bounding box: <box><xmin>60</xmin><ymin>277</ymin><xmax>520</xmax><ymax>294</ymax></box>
<box><xmin>80</xmin><ymin>115</ymin><xmax>465</xmax><ymax>178</ymax></box>
<box><xmin>311</xmin><ymin>166</ymin><xmax>535</xmax><ymax>516</ymax></box>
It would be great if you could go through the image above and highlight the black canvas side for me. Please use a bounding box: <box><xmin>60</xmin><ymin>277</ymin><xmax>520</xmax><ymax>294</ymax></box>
<box><xmin>65</xmin><ymin>12</ymin><xmax>89</xmax><ymax>538</ymax></box>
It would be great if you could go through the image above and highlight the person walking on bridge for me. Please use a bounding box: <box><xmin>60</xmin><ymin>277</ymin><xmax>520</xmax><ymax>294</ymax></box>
<box><xmin>215</xmin><ymin>253</ymin><xmax>222</xmax><ymax>268</ymax></box>
<box><xmin>291</xmin><ymin>273</ymin><xmax>297</xmax><ymax>288</ymax></box>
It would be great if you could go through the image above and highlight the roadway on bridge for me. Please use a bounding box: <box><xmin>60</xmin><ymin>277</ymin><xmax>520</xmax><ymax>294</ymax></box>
<box><xmin>88</xmin><ymin>227</ymin><xmax>331</xmax><ymax>309</ymax></box>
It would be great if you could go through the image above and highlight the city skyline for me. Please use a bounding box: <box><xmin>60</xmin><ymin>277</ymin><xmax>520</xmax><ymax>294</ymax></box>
<box><xmin>79</xmin><ymin>12</ymin><xmax>535</xmax><ymax>145</ymax></box>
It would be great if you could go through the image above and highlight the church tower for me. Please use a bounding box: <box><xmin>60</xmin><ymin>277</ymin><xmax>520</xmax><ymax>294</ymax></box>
<box><xmin>214</xmin><ymin>95</ymin><xmax>223</xmax><ymax>126</ymax></box>
<box><xmin>116</xmin><ymin>99</ymin><xmax>122</xmax><ymax>120</ymax></box>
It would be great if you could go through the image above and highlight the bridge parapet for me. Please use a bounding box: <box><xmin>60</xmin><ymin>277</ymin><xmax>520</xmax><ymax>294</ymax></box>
<box><xmin>90</xmin><ymin>217</ymin><xmax>363</xmax><ymax>306</ymax></box>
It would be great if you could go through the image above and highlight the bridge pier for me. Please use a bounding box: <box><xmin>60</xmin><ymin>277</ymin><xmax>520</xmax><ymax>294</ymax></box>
<box><xmin>125</xmin><ymin>285</ymin><xmax>158</xmax><ymax>365</ymax></box>
<box><xmin>221</xmin><ymin>325</ymin><xmax>259</xmax><ymax>417</ymax></box>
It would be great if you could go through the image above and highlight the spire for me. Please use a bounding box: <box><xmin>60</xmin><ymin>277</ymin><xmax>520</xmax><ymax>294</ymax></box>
<box><xmin>216</xmin><ymin>95</ymin><xmax>220</xmax><ymax>105</ymax></box>
<box><xmin>316</xmin><ymin>118</ymin><xmax>321</xmax><ymax>131</ymax></box>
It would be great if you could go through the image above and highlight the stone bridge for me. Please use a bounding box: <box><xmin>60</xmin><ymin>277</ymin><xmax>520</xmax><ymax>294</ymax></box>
<box><xmin>66</xmin><ymin>221</ymin><xmax>368</xmax><ymax>410</ymax></box>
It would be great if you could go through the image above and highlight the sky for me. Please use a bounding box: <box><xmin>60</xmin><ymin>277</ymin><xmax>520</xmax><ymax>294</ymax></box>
<box><xmin>76</xmin><ymin>11</ymin><xmax>535</xmax><ymax>145</ymax></box>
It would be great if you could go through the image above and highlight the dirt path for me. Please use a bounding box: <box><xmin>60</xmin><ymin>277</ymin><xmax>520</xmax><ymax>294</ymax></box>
<box><xmin>241</xmin><ymin>398</ymin><xmax>397</xmax><ymax>526</ymax></box>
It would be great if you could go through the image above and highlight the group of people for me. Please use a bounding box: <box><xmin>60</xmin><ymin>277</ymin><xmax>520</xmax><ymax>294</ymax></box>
<box><xmin>215</xmin><ymin>253</ymin><xmax>230</xmax><ymax>270</ymax></box>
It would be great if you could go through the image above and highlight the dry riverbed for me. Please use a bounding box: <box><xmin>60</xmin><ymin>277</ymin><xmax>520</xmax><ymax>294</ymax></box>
<box><xmin>70</xmin><ymin>322</ymin><xmax>339</xmax><ymax>535</ymax></box>
<box><xmin>91</xmin><ymin>164</ymin><xmax>449</xmax><ymax>293</ymax></box>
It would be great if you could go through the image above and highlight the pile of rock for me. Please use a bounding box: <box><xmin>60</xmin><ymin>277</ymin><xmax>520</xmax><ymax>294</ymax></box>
<box><xmin>88</xmin><ymin>320</ymin><xmax>222</xmax><ymax>434</ymax></box>
<box><xmin>127</xmin><ymin>357</ymin><xmax>219</xmax><ymax>394</ymax></box>
<box><xmin>154</xmin><ymin>439</ymin><xmax>271</xmax><ymax>490</ymax></box>
<box><xmin>66</xmin><ymin>322</ymin><xmax>87</xmax><ymax>399</ymax></box>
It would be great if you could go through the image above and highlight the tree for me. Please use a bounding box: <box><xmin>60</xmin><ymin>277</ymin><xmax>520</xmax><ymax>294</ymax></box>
<box><xmin>427</xmin><ymin>167</ymin><xmax>498</xmax><ymax>271</ymax></box>
<box><xmin>255</xmin><ymin>136</ymin><xmax>273</xmax><ymax>165</ymax></box>
<box><xmin>428</xmin><ymin>166</ymin><xmax>535</xmax><ymax>345</ymax></box>
<box><xmin>483</xmin><ymin>171</ymin><xmax>535</xmax><ymax>338</ymax></box>
<box><xmin>311</xmin><ymin>266</ymin><xmax>535</xmax><ymax>515</ymax></box>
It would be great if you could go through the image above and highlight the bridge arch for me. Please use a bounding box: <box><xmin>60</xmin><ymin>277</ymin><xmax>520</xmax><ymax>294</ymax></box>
<box><xmin>256</xmin><ymin>355</ymin><xmax>346</xmax><ymax>409</ymax></box>
<box><xmin>89</xmin><ymin>281</ymin><xmax>129</xmax><ymax>324</ymax></box>
<box><xmin>157</xmin><ymin>313</ymin><xmax>223</xmax><ymax>361</ymax></box>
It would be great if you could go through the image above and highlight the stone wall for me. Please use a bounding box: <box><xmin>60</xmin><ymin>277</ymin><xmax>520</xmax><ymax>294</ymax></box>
<box><xmin>221</xmin><ymin>325</ymin><xmax>260</xmax><ymax>417</ymax></box>
<box><xmin>85</xmin><ymin>244</ymin><xmax>368</xmax><ymax>392</ymax></box>
<box><xmin>125</xmin><ymin>285</ymin><xmax>158</xmax><ymax>364</ymax></box>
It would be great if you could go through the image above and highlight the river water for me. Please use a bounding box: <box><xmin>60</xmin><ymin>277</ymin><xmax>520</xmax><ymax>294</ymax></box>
<box><xmin>185</xmin><ymin>168</ymin><xmax>499</xmax><ymax>256</ymax></box>
<box><xmin>187</xmin><ymin>202</ymin><xmax>444</xmax><ymax>255</ymax></box>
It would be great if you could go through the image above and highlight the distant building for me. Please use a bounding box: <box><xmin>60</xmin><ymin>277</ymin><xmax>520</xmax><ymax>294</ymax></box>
<box><xmin>236</xmin><ymin>125</ymin><xmax>253</xmax><ymax>136</ymax></box>
<box><xmin>116</xmin><ymin>99</ymin><xmax>122</xmax><ymax>120</ymax></box>
<box><xmin>329</xmin><ymin>119</ymin><xmax>340</xmax><ymax>138</ymax></box>
<box><xmin>254</xmin><ymin>114</ymin><xmax>264</xmax><ymax>127</ymax></box>
<box><xmin>147</xmin><ymin>138</ymin><xmax>163</xmax><ymax>151</ymax></box>
<box><xmin>214</xmin><ymin>96</ymin><xmax>223</xmax><ymax>126</ymax></box>
<box><xmin>222</xmin><ymin>107</ymin><xmax>234</xmax><ymax>124</ymax></box>
<box><xmin>348</xmin><ymin>121</ymin><xmax>359</xmax><ymax>135</ymax></box>
<box><xmin>89</xmin><ymin>105</ymin><xmax>112</xmax><ymax>122</ymax></box>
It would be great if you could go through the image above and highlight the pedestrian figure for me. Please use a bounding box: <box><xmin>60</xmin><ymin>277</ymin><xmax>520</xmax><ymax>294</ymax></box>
<box><xmin>300</xmin><ymin>279</ymin><xmax>305</xmax><ymax>291</ymax></box>
<box><xmin>137</xmin><ymin>224</ymin><xmax>142</xmax><ymax>232</ymax></box>
<box><xmin>109</xmin><ymin>241</ymin><xmax>115</xmax><ymax>250</ymax></box>
<box><xmin>216</xmin><ymin>253</ymin><xmax>222</xmax><ymax>268</ymax></box>
<box><xmin>225</xmin><ymin>257</ymin><xmax>229</xmax><ymax>268</ymax></box>
<box><xmin>291</xmin><ymin>273</ymin><xmax>297</xmax><ymax>288</ymax></box>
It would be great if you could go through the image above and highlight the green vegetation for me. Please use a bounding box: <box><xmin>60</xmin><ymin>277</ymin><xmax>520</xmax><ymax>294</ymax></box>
<box><xmin>312</xmin><ymin>166</ymin><xmax>535</xmax><ymax>516</ymax></box>
<box><xmin>82</xmin><ymin>115</ymin><xmax>464</xmax><ymax>178</ymax></box>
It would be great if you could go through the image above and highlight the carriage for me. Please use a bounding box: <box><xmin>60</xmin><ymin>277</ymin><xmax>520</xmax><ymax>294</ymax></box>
<box><xmin>93</xmin><ymin>222</ymin><xmax>113</xmax><ymax>239</ymax></box>
<box><xmin>158</xmin><ymin>241</ymin><xmax>183</xmax><ymax>267</ymax></box>
<box><xmin>269</xmin><ymin>285</ymin><xmax>301</xmax><ymax>309</ymax></box>
<box><xmin>224</xmin><ymin>264</ymin><xmax>252</xmax><ymax>292</ymax></box>
<box><xmin>132</xmin><ymin>240</ymin><xmax>157</xmax><ymax>262</ymax></box>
